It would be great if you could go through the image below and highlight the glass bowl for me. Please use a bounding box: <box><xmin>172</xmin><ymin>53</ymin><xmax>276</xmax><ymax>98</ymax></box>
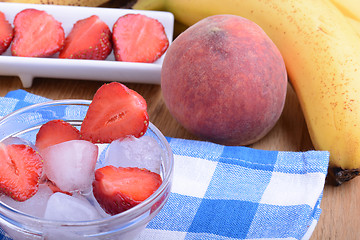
<box><xmin>0</xmin><ymin>99</ymin><xmax>174</xmax><ymax>240</ymax></box>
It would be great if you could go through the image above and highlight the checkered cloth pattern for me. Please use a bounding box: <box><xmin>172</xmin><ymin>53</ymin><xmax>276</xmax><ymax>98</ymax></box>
<box><xmin>0</xmin><ymin>89</ymin><xmax>329</xmax><ymax>240</ymax></box>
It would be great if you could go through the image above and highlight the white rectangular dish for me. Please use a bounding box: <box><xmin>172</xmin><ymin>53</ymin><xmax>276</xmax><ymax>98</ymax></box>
<box><xmin>0</xmin><ymin>2</ymin><xmax>174</xmax><ymax>87</ymax></box>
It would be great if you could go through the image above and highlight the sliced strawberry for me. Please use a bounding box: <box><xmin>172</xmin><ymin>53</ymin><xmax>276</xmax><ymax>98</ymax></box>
<box><xmin>92</xmin><ymin>166</ymin><xmax>162</xmax><ymax>215</ymax></box>
<box><xmin>59</xmin><ymin>15</ymin><xmax>112</xmax><ymax>60</ymax></box>
<box><xmin>35</xmin><ymin>119</ymin><xmax>81</xmax><ymax>151</ymax></box>
<box><xmin>0</xmin><ymin>11</ymin><xmax>13</xmax><ymax>55</ymax></box>
<box><xmin>80</xmin><ymin>82</ymin><xmax>149</xmax><ymax>143</ymax></box>
<box><xmin>112</xmin><ymin>13</ymin><xmax>169</xmax><ymax>63</ymax></box>
<box><xmin>0</xmin><ymin>143</ymin><xmax>43</xmax><ymax>202</ymax></box>
<box><xmin>45</xmin><ymin>180</ymin><xmax>72</xmax><ymax>196</ymax></box>
<box><xmin>11</xmin><ymin>8</ymin><xmax>65</xmax><ymax>57</ymax></box>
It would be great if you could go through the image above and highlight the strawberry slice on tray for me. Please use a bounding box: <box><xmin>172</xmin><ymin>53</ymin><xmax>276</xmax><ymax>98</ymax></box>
<box><xmin>11</xmin><ymin>8</ymin><xmax>65</xmax><ymax>57</ymax></box>
<box><xmin>0</xmin><ymin>143</ymin><xmax>43</xmax><ymax>202</ymax></box>
<box><xmin>112</xmin><ymin>13</ymin><xmax>169</xmax><ymax>63</ymax></box>
<box><xmin>80</xmin><ymin>82</ymin><xmax>149</xmax><ymax>143</ymax></box>
<box><xmin>59</xmin><ymin>15</ymin><xmax>112</xmax><ymax>60</ymax></box>
<box><xmin>92</xmin><ymin>166</ymin><xmax>163</xmax><ymax>215</ymax></box>
<box><xmin>0</xmin><ymin>11</ymin><xmax>13</xmax><ymax>55</ymax></box>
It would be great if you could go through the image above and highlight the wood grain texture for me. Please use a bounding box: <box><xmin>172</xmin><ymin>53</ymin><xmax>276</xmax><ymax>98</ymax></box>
<box><xmin>0</xmin><ymin>74</ymin><xmax>357</xmax><ymax>240</ymax></box>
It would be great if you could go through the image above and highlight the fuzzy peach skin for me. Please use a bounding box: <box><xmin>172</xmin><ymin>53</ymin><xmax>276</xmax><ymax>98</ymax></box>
<box><xmin>161</xmin><ymin>14</ymin><xmax>288</xmax><ymax>146</ymax></box>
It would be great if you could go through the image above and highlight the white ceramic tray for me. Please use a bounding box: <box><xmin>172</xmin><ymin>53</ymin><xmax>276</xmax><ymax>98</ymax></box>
<box><xmin>0</xmin><ymin>2</ymin><xmax>174</xmax><ymax>87</ymax></box>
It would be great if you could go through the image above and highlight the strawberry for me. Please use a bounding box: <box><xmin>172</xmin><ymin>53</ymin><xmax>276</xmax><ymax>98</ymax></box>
<box><xmin>0</xmin><ymin>11</ymin><xmax>13</xmax><ymax>55</ymax></box>
<box><xmin>112</xmin><ymin>14</ymin><xmax>169</xmax><ymax>63</ymax></box>
<box><xmin>59</xmin><ymin>15</ymin><xmax>112</xmax><ymax>60</ymax></box>
<box><xmin>0</xmin><ymin>143</ymin><xmax>43</xmax><ymax>202</ymax></box>
<box><xmin>45</xmin><ymin>179</ymin><xmax>72</xmax><ymax>196</ymax></box>
<box><xmin>11</xmin><ymin>8</ymin><xmax>65</xmax><ymax>57</ymax></box>
<box><xmin>35</xmin><ymin>119</ymin><xmax>81</xmax><ymax>151</ymax></box>
<box><xmin>92</xmin><ymin>166</ymin><xmax>162</xmax><ymax>215</ymax></box>
<box><xmin>80</xmin><ymin>82</ymin><xmax>149</xmax><ymax>143</ymax></box>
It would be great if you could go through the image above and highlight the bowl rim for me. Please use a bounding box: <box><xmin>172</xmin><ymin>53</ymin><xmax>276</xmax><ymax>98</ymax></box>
<box><xmin>0</xmin><ymin>99</ymin><xmax>174</xmax><ymax>227</ymax></box>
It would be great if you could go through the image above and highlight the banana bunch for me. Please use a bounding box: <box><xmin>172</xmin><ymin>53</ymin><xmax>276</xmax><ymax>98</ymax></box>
<box><xmin>133</xmin><ymin>0</ymin><xmax>360</xmax><ymax>185</ymax></box>
<box><xmin>329</xmin><ymin>0</ymin><xmax>360</xmax><ymax>37</ymax></box>
<box><xmin>0</xmin><ymin>0</ymin><xmax>111</xmax><ymax>7</ymax></box>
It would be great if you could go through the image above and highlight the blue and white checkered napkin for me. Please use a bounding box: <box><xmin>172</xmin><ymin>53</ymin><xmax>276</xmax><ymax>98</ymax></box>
<box><xmin>0</xmin><ymin>89</ymin><xmax>330</xmax><ymax>240</ymax></box>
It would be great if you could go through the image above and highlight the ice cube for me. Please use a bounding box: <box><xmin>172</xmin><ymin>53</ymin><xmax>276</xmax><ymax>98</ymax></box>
<box><xmin>0</xmin><ymin>183</ymin><xmax>53</xmax><ymax>218</ymax></box>
<box><xmin>1</xmin><ymin>136</ymin><xmax>37</xmax><ymax>150</ymax></box>
<box><xmin>81</xmin><ymin>190</ymin><xmax>110</xmax><ymax>218</ymax></box>
<box><xmin>44</xmin><ymin>192</ymin><xmax>101</xmax><ymax>221</ymax></box>
<box><xmin>95</xmin><ymin>143</ymin><xmax>109</xmax><ymax>166</ymax></box>
<box><xmin>100</xmin><ymin>136</ymin><xmax>163</xmax><ymax>174</ymax></box>
<box><xmin>42</xmin><ymin>140</ymin><xmax>98</xmax><ymax>192</ymax></box>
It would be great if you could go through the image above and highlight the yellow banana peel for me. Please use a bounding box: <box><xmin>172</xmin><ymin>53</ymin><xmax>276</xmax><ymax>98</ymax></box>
<box><xmin>329</xmin><ymin>0</ymin><xmax>360</xmax><ymax>21</ymax></box>
<box><xmin>132</xmin><ymin>0</ymin><xmax>165</xmax><ymax>11</ymax></box>
<box><xmin>133</xmin><ymin>0</ymin><xmax>360</xmax><ymax>185</ymax></box>
<box><xmin>346</xmin><ymin>17</ymin><xmax>360</xmax><ymax>37</ymax></box>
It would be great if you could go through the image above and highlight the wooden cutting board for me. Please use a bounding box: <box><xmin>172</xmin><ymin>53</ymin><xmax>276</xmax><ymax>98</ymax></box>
<box><xmin>0</xmin><ymin>76</ymin><xmax>358</xmax><ymax>239</ymax></box>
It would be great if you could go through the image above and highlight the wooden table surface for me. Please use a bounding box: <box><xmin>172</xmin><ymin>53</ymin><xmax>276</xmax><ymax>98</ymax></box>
<box><xmin>0</xmin><ymin>76</ymin><xmax>358</xmax><ymax>239</ymax></box>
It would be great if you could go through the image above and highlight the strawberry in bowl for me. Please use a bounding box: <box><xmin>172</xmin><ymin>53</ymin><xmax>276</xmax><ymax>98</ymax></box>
<box><xmin>0</xmin><ymin>82</ymin><xmax>173</xmax><ymax>240</ymax></box>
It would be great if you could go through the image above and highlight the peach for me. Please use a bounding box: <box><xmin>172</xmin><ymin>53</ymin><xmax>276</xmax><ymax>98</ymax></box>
<box><xmin>161</xmin><ymin>15</ymin><xmax>287</xmax><ymax>145</ymax></box>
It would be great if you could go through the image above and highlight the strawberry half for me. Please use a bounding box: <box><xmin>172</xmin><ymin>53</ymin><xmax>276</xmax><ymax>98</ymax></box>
<box><xmin>80</xmin><ymin>82</ymin><xmax>149</xmax><ymax>143</ymax></box>
<box><xmin>35</xmin><ymin>119</ymin><xmax>81</xmax><ymax>151</ymax></box>
<box><xmin>11</xmin><ymin>8</ymin><xmax>65</xmax><ymax>57</ymax></box>
<box><xmin>59</xmin><ymin>15</ymin><xmax>112</xmax><ymax>60</ymax></box>
<box><xmin>92</xmin><ymin>166</ymin><xmax>162</xmax><ymax>215</ymax></box>
<box><xmin>0</xmin><ymin>11</ymin><xmax>13</xmax><ymax>55</ymax></box>
<box><xmin>112</xmin><ymin>14</ymin><xmax>169</xmax><ymax>63</ymax></box>
<box><xmin>45</xmin><ymin>179</ymin><xmax>72</xmax><ymax>196</ymax></box>
<box><xmin>0</xmin><ymin>143</ymin><xmax>43</xmax><ymax>202</ymax></box>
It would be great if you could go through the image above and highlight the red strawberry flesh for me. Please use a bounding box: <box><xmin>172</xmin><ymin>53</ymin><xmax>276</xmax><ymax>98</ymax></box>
<box><xmin>0</xmin><ymin>144</ymin><xmax>43</xmax><ymax>202</ymax></box>
<box><xmin>45</xmin><ymin>179</ymin><xmax>72</xmax><ymax>196</ymax></box>
<box><xmin>112</xmin><ymin>13</ymin><xmax>169</xmax><ymax>63</ymax></box>
<box><xmin>11</xmin><ymin>8</ymin><xmax>65</xmax><ymax>57</ymax></box>
<box><xmin>35</xmin><ymin>119</ymin><xmax>81</xmax><ymax>151</ymax></box>
<box><xmin>80</xmin><ymin>82</ymin><xmax>149</xmax><ymax>143</ymax></box>
<box><xmin>93</xmin><ymin>166</ymin><xmax>162</xmax><ymax>215</ymax></box>
<box><xmin>59</xmin><ymin>15</ymin><xmax>112</xmax><ymax>60</ymax></box>
<box><xmin>0</xmin><ymin>11</ymin><xmax>13</xmax><ymax>55</ymax></box>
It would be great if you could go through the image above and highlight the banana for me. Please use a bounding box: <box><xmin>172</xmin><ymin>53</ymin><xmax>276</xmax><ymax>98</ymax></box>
<box><xmin>0</xmin><ymin>0</ymin><xmax>110</xmax><ymax>7</ymax></box>
<box><xmin>132</xmin><ymin>0</ymin><xmax>165</xmax><ymax>11</ymax></box>
<box><xmin>329</xmin><ymin>0</ymin><xmax>360</xmax><ymax>38</ymax></box>
<box><xmin>133</xmin><ymin>0</ymin><xmax>360</xmax><ymax>185</ymax></box>
<box><xmin>329</xmin><ymin>0</ymin><xmax>360</xmax><ymax>21</ymax></box>
<box><xmin>346</xmin><ymin>17</ymin><xmax>360</xmax><ymax>38</ymax></box>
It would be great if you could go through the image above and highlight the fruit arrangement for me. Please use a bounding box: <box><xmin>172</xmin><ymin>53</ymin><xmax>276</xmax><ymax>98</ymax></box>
<box><xmin>0</xmin><ymin>6</ymin><xmax>169</xmax><ymax>62</ymax></box>
<box><xmin>0</xmin><ymin>82</ymin><xmax>163</xmax><ymax>217</ymax></box>
<box><xmin>1</xmin><ymin>0</ymin><xmax>359</xmax><ymax>187</ymax></box>
<box><xmin>131</xmin><ymin>0</ymin><xmax>360</xmax><ymax>185</ymax></box>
